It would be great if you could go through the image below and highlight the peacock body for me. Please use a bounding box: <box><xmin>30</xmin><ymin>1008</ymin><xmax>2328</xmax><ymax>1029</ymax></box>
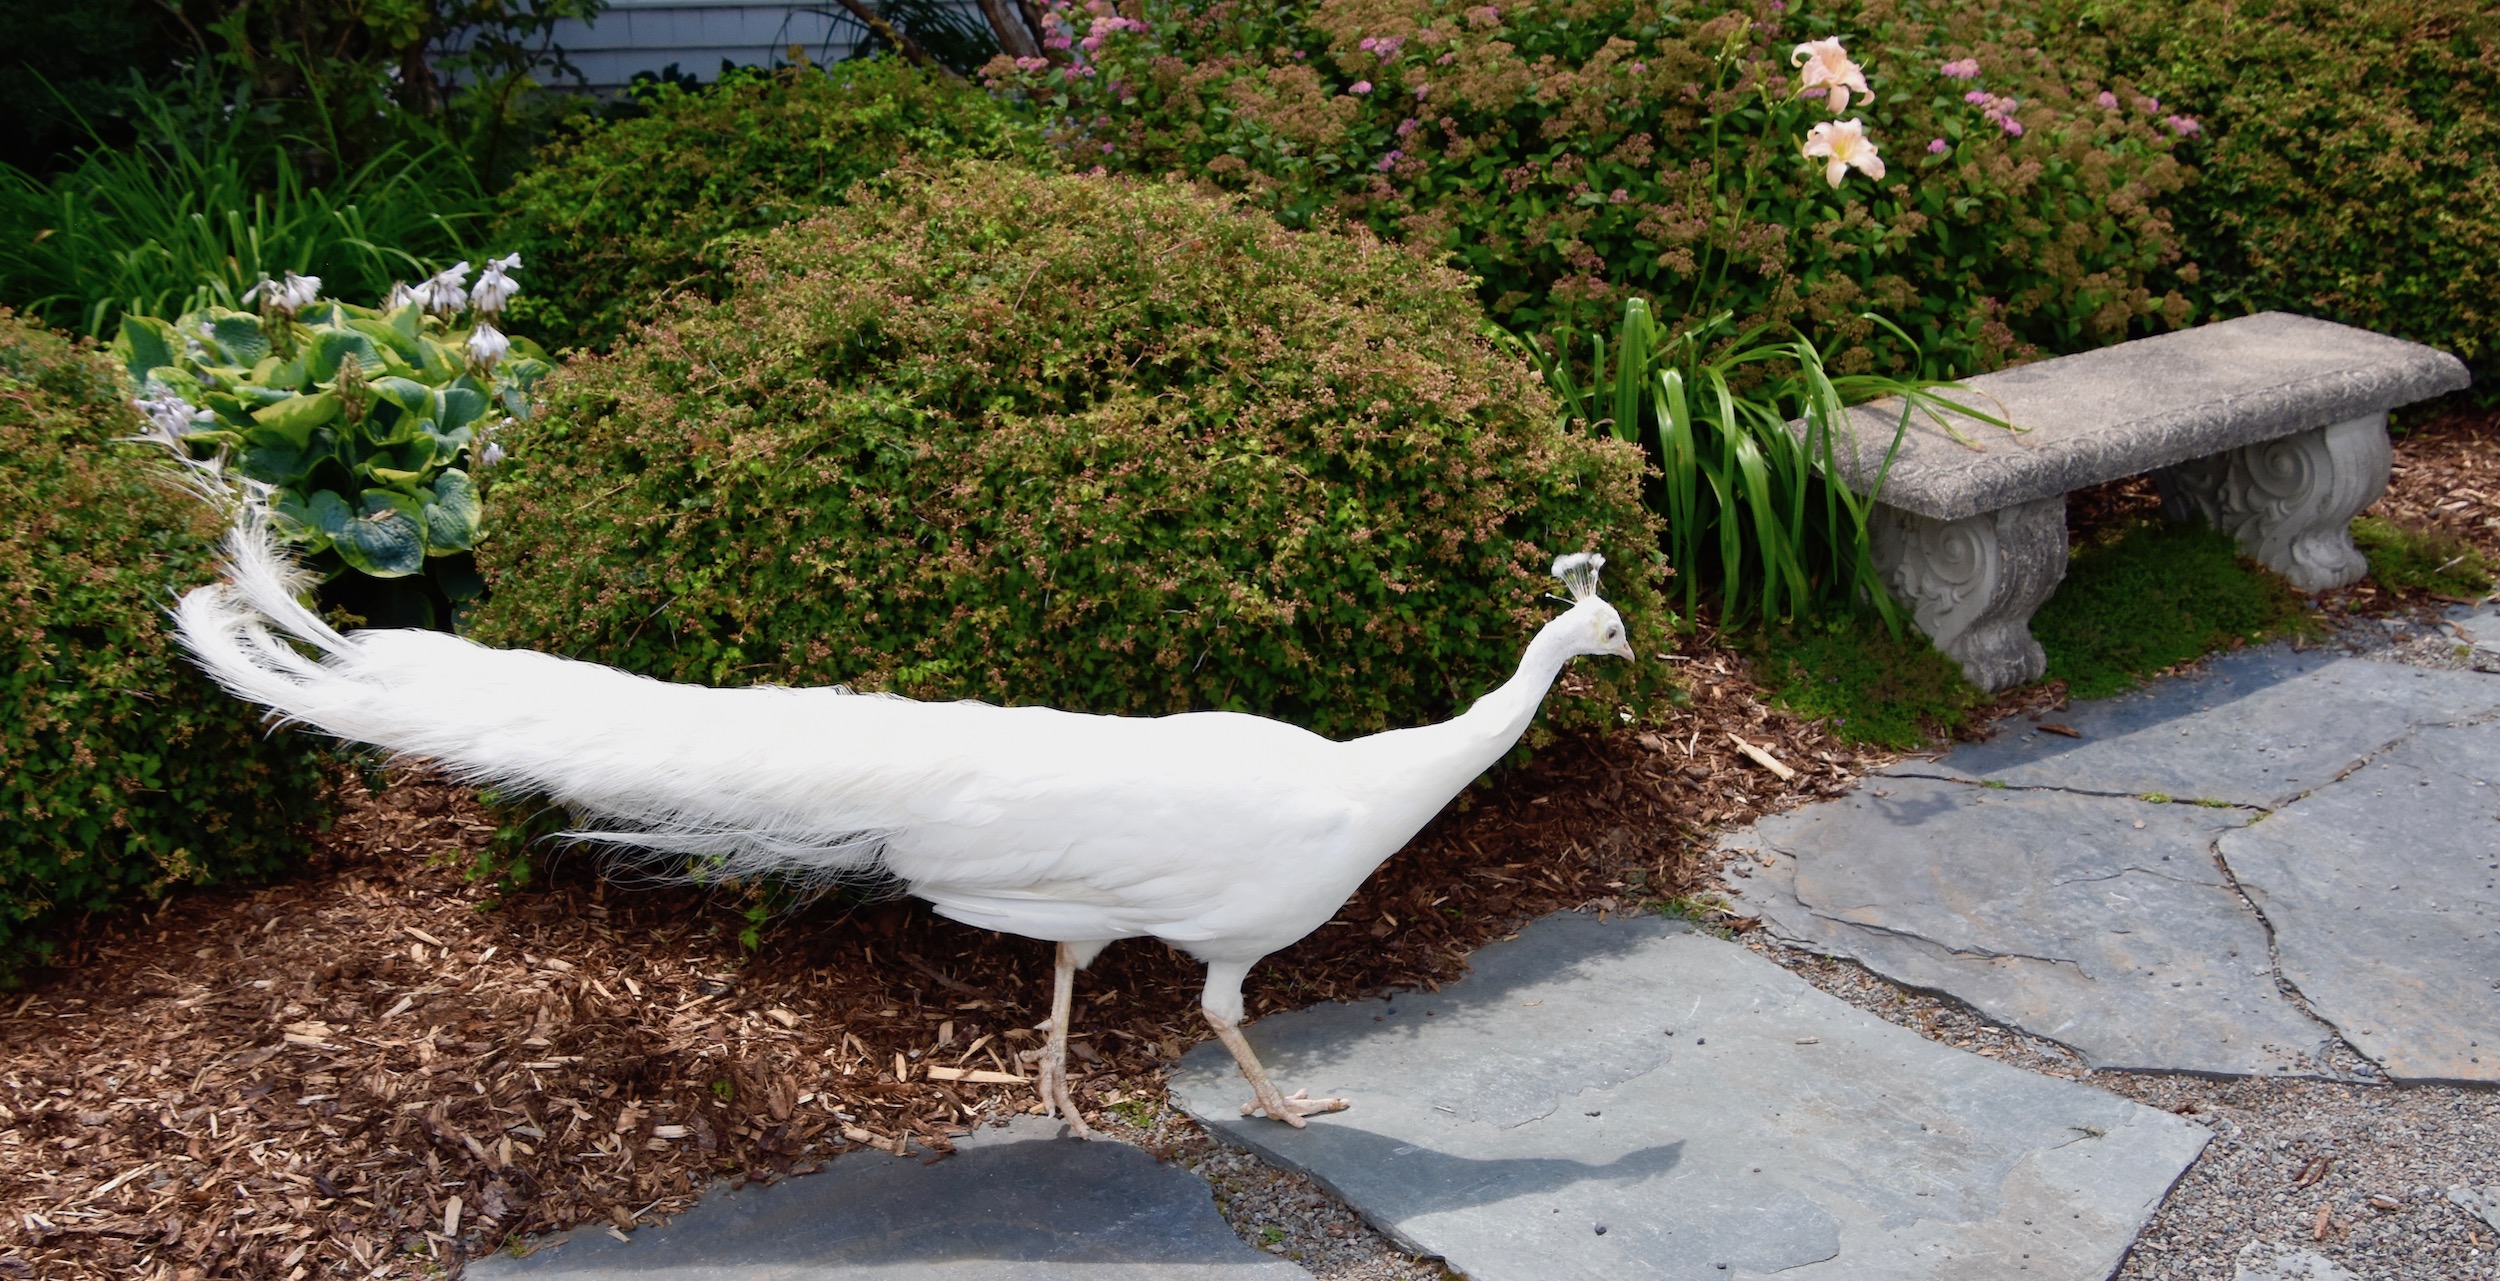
<box><xmin>176</xmin><ymin>509</ymin><xmax>1633</xmax><ymax>1130</ymax></box>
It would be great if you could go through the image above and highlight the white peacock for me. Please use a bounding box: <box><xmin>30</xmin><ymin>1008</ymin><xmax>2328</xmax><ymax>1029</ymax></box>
<box><xmin>176</xmin><ymin>510</ymin><xmax>1635</xmax><ymax>1134</ymax></box>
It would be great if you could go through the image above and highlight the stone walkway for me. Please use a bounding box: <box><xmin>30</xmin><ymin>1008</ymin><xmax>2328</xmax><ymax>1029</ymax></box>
<box><xmin>1730</xmin><ymin>643</ymin><xmax>2500</xmax><ymax>1086</ymax></box>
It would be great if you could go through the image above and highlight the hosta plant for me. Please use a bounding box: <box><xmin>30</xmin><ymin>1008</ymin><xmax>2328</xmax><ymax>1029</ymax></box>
<box><xmin>113</xmin><ymin>263</ymin><xmax>549</xmax><ymax>627</ymax></box>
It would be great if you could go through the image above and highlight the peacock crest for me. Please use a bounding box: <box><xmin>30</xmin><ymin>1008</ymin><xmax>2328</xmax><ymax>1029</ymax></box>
<box><xmin>1552</xmin><ymin>551</ymin><xmax>1607</xmax><ymax>601</ymax></box>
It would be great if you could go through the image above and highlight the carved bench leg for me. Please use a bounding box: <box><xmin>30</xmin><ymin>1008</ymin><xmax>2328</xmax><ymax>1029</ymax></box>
<box><xmin>2152</xmin><ymin>413</ymin><xmax>2390</xmax><ymax>592</ymax></box>
<box><xmin>1870</xmin><ymin>494</ymin><xmax>2069</xmax><ymax>692</ymax></box>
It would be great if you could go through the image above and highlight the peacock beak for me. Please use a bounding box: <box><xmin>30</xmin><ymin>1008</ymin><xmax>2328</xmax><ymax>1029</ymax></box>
<box><xmin>1609</xmin><ymin>637</ymin><xmax>1635</xmax><ymax>660</ymax></box>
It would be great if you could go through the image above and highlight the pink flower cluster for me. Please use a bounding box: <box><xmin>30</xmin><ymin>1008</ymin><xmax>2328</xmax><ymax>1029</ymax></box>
<box><xmin>1964</xmin><ymin>90</ymin><xmax>2023</xmax><ymax>136</ymax></box>
<box><xmin>1376</xmin><ymin>149</ymin><xmax>1405</xmax><ymax>170</ymax></box>
<box><xmin>1939</xmin><ymin>58</ymin><xmax>1980</xmax><ymax>80</ymax></box>
<box><xmin>1357</xmin><ymin>35</ymin><xmax>1404</xmax><ymax>59</ymax></box>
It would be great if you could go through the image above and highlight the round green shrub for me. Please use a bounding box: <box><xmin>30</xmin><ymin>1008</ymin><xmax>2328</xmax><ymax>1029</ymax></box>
<box><xmin>495</xmin><ymin>58</ymin><xmax>1055</xmax><ymax>353</ymax></box>
<box><xmin>469</xmin><ymin>162</ymin><xmax>1665</xmax><ymax>739</ymax></box>
<box><xmin>0</xmin><ymin>313</ymin><xmax>334</xmax><ymax>980</ymax></box>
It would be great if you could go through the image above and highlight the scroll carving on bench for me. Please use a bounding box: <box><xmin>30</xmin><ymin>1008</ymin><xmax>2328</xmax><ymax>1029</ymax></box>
<box><xmin>1797</xmin><ymin>312</ymin><xmax>2470</xmax><ymax>691</ymax></box>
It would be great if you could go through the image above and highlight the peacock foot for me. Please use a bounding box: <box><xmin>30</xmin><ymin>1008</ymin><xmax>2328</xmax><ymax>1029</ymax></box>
<box><xmin>1024</xmin><ymin>1038</ymin><xmax>1094</xmax><ymax>1139</ymax></box>
<box><xmin>1240</xmin><ymin>1086</ymin><xmax>1350</xmax><ymax>1128</ymax></box>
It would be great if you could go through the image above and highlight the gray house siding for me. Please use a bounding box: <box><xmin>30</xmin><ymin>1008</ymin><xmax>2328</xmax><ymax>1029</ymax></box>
<box><xmin>541</xmin><ymin>0</ymin><xmax>981</xmax><ymax>90</ymax></box>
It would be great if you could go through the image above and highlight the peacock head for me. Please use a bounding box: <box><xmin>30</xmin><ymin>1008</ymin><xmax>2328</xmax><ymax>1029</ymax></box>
<box><xmin>1550</xmin><ymin>552</ymin><xmax>1635</xmax><ymax>661</ymax></box>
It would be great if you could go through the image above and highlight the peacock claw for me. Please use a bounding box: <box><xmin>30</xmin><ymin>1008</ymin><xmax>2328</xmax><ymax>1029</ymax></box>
<box><xmin>1240</xmin><ymin>1087</ymin><xmax>1350</xmax><ymax>1127</ymax></box>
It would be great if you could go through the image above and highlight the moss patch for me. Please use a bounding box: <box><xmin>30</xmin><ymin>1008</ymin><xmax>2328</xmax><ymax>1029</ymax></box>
<box><xmin>2035</xmin><ymin>520</ymin><xmax>2315</xmax><ymax>700</ymax></box>
<box><xmin>2354</xmin><ymin>515</ymin><xmax>2495</xmax><ymax>597</ymax></box>
<box><xmin>1743</xmin><ymin>611</ymin><xmax>1985</xmax><ymax>749</ymax></box>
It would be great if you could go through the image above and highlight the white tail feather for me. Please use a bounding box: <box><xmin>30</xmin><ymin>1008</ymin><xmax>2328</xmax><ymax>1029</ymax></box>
<box><xmin>172</xmin><ymin>507</ymin><xmax>919</xmax><ymax>888</ymax></box>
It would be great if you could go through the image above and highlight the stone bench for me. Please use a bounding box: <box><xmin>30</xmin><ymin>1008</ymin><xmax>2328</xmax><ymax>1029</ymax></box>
<box><xmin>1808</xmin><ymin>312</ymin><xmax>2471</xmax><ymax>690</ymax></box>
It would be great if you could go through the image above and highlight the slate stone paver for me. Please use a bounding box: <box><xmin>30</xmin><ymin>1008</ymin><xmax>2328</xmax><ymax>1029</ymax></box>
<box><xmin>1168</xmin><ymin>913</ymin><xmax>2207</xmax><ymax>1281</ymax></box>
<box><xmin>2219</xmin><ymin>722</ymin><xmax>2500</xmax><ymax>1083</ymax></box>
<box><xmin>2232</xmin><ymin>1242</ymin><xmax>2357</xmax><ymax>1281</ymax></box>
<box><xmin>1728</xmin><ymin>779</ymin><xmax>2340</xmax><ymax>1076</ymax></box>
<box><xmin>466</xmin><ymin>1116</ymin><xmax>1308</xmax><ymax>1280</ymax></box>
<box><xmin>1886</xmin><ymin>651</ymin><xmax>2500</xmax><ymax>808</ymax></box>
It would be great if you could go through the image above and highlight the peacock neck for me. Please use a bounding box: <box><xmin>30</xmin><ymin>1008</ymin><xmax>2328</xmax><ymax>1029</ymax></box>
<box><xmin>1342</xmin><ymin>613</ymin><xmax>1579</xmax><ymax>838</ymax></box>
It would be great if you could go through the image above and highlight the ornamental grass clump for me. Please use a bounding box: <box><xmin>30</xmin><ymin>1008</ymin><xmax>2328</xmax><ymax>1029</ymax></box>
<box><xmin>0</xmin><ymin>313</ymin><xmax>334</xmax><ymax>981</ymax></box>
<box><xmin>996</xmin><ymin>0</ymin><xmax>2196</xmax><ymax>377</ymax></box>
<box><xmin>468</xmin><ymin>162</ymin><xmax>1664</xmax><ymax>739</ymax></box>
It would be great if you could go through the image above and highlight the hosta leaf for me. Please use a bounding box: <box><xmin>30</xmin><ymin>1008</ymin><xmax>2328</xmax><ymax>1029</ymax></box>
<box><xmin>268</xmin><ymin>489</ymin><xmax>332</xmax><ymax>552</ymax></box>
<box><xmin>206</xmin><ymin>312</ymin><xmax>271</xmax><ymax>366</ymax></box>
<box><xmin>347</xmin><ymin>317</ymin><xmax>425</xmax><ymax>368</ymax></box>
<box><xmin>113</xmin><ymin>316</ymin><xmax>179</xmax><ymax>386</ymax></box>
<box><xmin>251</xmin><ymin>392</ymin><xmax>341</xmax><ymax>447</ymax></box>
<box><xmin>309</xmin><ymin>328</ymin><xmax>382</xmax><ymax>382</ymax></box>
<box><xmin>423</xmin><ymin>470</ymin><xmax>481</xmax><ymax>553</ymax></box>
<box><xmin>238</xmin><ymin>440</ymin><xmax>320</xmax><ymax>487</ymax></box>
<box><xmin>438</xmin><ymin>385</ymin><xmax>488</xmax><ymax>434</ymax></box>
<box><xmin>330</xmin><ymin>490</ymin><xmax>427</xmax><ymax>578</ymax></box>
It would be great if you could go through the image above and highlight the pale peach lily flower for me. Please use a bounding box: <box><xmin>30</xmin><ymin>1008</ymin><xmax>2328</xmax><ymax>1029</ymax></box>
<box><xmin>1801</xmin><ymin>119</ymin><xmax>1885</xmax><ymax>188</ymax></box>
<box><xmin>1792</xmin><ymin>37</ymin><xmax>1872</xmax><ymax>112</ymax></box>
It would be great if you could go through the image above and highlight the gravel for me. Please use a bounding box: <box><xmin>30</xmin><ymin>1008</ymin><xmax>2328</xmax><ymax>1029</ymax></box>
<box><xmin>1090</xmin><ymin>1097</ymin><xmax>1451</xmax><ymax>1280</ymax></box>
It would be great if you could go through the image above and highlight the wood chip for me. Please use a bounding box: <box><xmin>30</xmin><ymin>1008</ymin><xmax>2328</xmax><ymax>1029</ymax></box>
<box><xmin>1727</xmin><ymin>734</ymin><xmax>1797</xmax><ymax>781</ymax></box>
<box><xmin>922</xmin><ymin>1066</ymin><xmax>1029</xmax><ymax>1085</ymax></box>
<box><xmin>2036</xmin><ymin>722</ymin><xmax>2084</xmax><ymax>738</ymax></box>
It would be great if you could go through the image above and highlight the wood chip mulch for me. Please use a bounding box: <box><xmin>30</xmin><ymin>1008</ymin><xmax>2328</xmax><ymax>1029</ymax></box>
<box><xmin>2380</xmin><ymin>398</ymin><xmax>2500</xmax><ymax>567</ymax></box>
<box><xmin>0</xmin><ymin>643</ymin><xmax>1866</xmax><ymax>1280</ymax></box>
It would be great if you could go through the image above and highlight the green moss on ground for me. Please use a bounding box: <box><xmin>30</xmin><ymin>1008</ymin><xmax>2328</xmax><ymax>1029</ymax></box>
<box><xmin>2353</xmin><ymin>515</ymin><xmax>2495</xmax><ymax>597</ymax></box>
<box><xmin>2034</xmin><ymin>520</ymin><xmax>2316</xmax><ymax>700</ymax></box>
<box><xmin>1743</xmin><ymin>518</ymin><xmax>2331</xmax><ymax>745</ymax></box>
<box><xmin>1743</xmin><ymin>612</ymin><xmax>1985</xmax><ymax>749</ymax></box>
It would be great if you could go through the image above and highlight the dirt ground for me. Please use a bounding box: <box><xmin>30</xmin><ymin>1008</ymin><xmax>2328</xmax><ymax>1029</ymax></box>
<box><xmin>0</xmin><ymin>403</ymin><xmax>2487</xmax><ymax>1280</ymax></box>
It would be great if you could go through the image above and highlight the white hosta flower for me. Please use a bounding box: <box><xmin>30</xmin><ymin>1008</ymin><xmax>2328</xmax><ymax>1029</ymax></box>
<box><xmin>1792</xmin><ymin>37</ymin><xmax>1872</xmax><ymax>113</ymax></box>
<box><xmin>479</xmin><ymin>440</ymin><xmax>507</xmax><ymax>468</ymax></box>
<box><xmin>384</xmin><ymin>281</ymin><xmax>418</xmax><ymax>312</ymax></box>
<box><xmin>241</xmin><ymin>271</ymin><xmax>322</xmax><ymax>315</ymax></box>
<box><xmin>1802</xmin><ymin>118</ymin><xmax>1886</xmax><ymax>187</ymax></box>
<box><xmin>414</xmin><ymin>261</ymin><xmax>472</xmax><ymax>317</ymax></box>
<box><xmin>466</xmin><ymin>322</ymin><xmax>511</xmax><ymax>371</ymax></box>
<box><xmin>131</xmin><ymin>390</ymin><xmax>201</xmax><ymax>443</ymax></box>
<box><xmin>470</xmin><ymin>252</ymin><xmax>522</xmax><ymax>317</ymax></box>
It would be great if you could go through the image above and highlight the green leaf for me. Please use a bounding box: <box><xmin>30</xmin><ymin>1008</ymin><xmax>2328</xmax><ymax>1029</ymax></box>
<box><xmin>272</xmin><ymin>489</ymin><xmax>336</xmax><ymax>554</ymax></box>
<box><xmin>113</xmin><ymin>315</ymin><xmax>179</xmax><ymax>386</ymax></box>
<box><xmin>250</xmin><ymin>392</ymin><xmax>342</xmax><ymax>447</ymax></box>
<box><xmin>422</xmin><ymin>470</ymin><xmax>482</xmax><ymax>553</ymax></box>
<box><xmin>206</xmin><ymin>311</ymin><xmax>272</xmax><ymax>366</ymax></box>
<box><xmin>331</xmin><ymin>490</ymin><xmax>428</xmax><ymax>578</ymax></box>
<box><xmin>237</xmin><ymin>439</ymin><xmax>320</xmax><ymax>486</ymax></box>
<box><xmin>438</xmin><ymin>385</ymin><xmax>489</xmax><ymax>434</ymax></box>
<box><xmin>309</xmin><ymin>328</ymin><xmax>382</xmax><ymax>383</ymax></box>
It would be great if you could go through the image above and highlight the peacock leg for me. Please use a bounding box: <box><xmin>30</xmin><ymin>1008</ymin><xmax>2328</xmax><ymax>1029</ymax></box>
<box><xmin>1033</xmin><ymin>941</ymin><xmax>1098</xmax><ymax>1138</ymax></box>
<box><xmin>1200</xmin><ymin>958</ymin><xmax>1347</xmax><ymax>1128</ymax></box>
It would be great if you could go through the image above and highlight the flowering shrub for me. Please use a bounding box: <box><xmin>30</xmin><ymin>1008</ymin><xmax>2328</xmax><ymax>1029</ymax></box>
<box><xmin>468</xmin><ymin>162</ymin><xmax>1665</xmax><ymax>739</ymax></box>
<box><xmin>116</xmin><ymin>261</ymin><xmax>549</xmax><ymax>628</ymax></box>
<box><xmin>495</xmin><ymin>59</ymin><xmax>1052</xmax><ymax>352</ymax></box>
<box><xmin>2050</xmin><ymin>0</ymin><xmax>2500</xmax><ymax>384</ymax></box>
<box><xmin>993</xmin><ymin>0</ymin><xmax>2197</xmax><ymax>376</ymax></box>
<box><xmin>0</xmin><ymin>313</ymin><xmax>333</xmax><ymax>981</ymax></box>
